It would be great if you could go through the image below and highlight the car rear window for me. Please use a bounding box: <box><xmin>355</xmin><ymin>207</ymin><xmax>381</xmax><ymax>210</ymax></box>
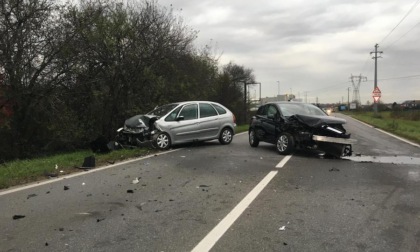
<box><xmin>200</xmin><ymin>103</ymin><xmax>218</xmax><ymax>118</ymax></box>
<box><xmin>211</xmin><ymin>103</ymin><xmax>227</xmax><ymax>114</ymax></box>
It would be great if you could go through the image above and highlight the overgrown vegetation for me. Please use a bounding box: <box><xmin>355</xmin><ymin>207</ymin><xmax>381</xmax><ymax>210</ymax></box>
<box><xmin>0</xmin><ymin>0</ymin><xmax>256</xmax><ymax>161</ymax></box>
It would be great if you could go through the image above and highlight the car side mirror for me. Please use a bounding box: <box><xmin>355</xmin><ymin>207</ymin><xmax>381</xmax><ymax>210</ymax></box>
<box><xmin>176</xmin><ymin>116</ymin><xmax>185</xmax><ymax>121</ymax></box>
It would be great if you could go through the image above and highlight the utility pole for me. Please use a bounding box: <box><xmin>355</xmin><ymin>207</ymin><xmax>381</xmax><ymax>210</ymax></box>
<box><xmin>370</xmin><ymin>44</ymin><xmax>383</xmax><ymax>114</ymax></box>
<box><xmin>347</xmin><ymin>87</ymin><xmax>350</xmax><ymax>110</ymax></box>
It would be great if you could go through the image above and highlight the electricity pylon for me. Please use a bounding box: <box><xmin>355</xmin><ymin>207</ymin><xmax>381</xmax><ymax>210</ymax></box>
<box><xmin>349</xmin><ymin>74</ymin><xmax>367</xmax><ymax>106</ymax></box>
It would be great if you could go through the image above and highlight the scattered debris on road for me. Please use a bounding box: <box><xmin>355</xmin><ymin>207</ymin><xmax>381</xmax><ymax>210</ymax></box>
<box><xmin>132</xmin><ymin>177</ymin><xmax>140</xmax><ymax>184</ymax></box>
<box><xmin>44</xmin><ymin>171</ymin><xmax>58</xmax><ymax>178</ymax></box>
<box><xmin>27</xmin><ymin>194</ymin><xmax>37</xmax><ymax>199</ymax></box>
<box><xmin>127</xmin><ymin>189</ymin><xmax>134</xmax><ymax>193</ymax></box>
<box><xmin>64</xmin><ymin>186</ymin><xmax>70</xmax><ymax>190</ymax></box>
<box><xmin>279</xmin><ymin>226</ymin><xmax>286</xmax><ymax>231</ymax></box>
<box><xmin>12</xmin><ymin>215</ymin><xmax>25</xmax><ymax>220</ymax></box>
<box><xmin>329</xmin><ymin>167</ymin><xmax>340</xmax><ymax>172</ymax></box>
<box><xmin>80</xmin><ymin>156</ymin><xmax>95</xmax><ymax>169</ymax></box>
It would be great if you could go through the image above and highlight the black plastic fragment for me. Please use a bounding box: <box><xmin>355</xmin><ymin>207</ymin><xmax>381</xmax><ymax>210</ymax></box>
<box><xmin>64</xmin><ymin>186</ymin><xmax>70</xmax><ymax>190</ymax></box>
<box><xmin>27</xmin><ymin>194</ymin><xmax>37</xmax><ymax>199</ymax></box>
<box><xmin>13</xmin><ymin>215</ymin><xmax>25</xmax><ymax>220</ymax></box>
<box><xmin>127</xmin><ymin>190</ymin><xmax>134</xmax><ymax>193</ymax></box>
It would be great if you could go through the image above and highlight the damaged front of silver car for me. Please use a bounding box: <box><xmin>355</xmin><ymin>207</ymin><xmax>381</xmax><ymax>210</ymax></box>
<box><xmin>286</xmin><ymin>114</ymin><xmax>357</xmax><ymax>157</ymax></box>
<box><xmin>116</xmin><ymin>114</ymin><xmax>159</xmax><ymax>147</ymax></box>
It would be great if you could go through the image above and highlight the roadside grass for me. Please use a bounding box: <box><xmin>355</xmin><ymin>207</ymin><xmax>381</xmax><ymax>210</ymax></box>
<box><xmin>0</xmin><ymin>125</ymin><xmax>249</xmax><ymax>190</ymax></box>
<box><xmin>236</xmin><ymin>124</ymin><xmax>248</xmax><ymax>134</ymax></box>
<box><xmin>0</xmin><ymin>148</ymin><xmax>154</xmax><ymax>190</ymax></box>
<box><xmin>343</xmin><ymin>111</ymin><xmax>420</xmax><ymax>144</ymax></box>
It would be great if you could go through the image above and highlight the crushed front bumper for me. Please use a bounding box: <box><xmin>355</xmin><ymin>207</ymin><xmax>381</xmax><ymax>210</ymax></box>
<box><xmin>312</xmin><ymin>135</ymin><xmax>357</xmax><ymax>157</ymax></box>
<box><xmin>312</xmin><ymin>135</ymin><xmax>357</xmax><ymax>145</ymax></box>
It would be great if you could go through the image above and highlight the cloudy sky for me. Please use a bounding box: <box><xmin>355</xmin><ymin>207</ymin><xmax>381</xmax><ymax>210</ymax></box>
<box><xmin>157</xmin><ymin>0</ymin><xmax>420</xmax><ymax>104</ymax></box>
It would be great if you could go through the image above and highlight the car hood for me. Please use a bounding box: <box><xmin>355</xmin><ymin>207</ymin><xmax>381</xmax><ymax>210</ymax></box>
<box><xmin>125</xmin><ymin>114</ymin><xmax>157</xmax><ymax>128</ymax></box>
<box><xmin>291</xmin><ymin>114</ymin><xmax>346</xmax><ymax>128</ymax></box>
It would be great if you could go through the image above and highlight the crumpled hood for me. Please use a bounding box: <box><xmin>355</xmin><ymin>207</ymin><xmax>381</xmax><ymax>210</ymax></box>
<box><xmin>124</xmin><ymin>114</ymin><xmax>156</xmax><ymax>128</ymax></box>
<box><xmin>292</xmin><ymin>114</ymin><xmax>346</xmax><ymax>128</ymax></box>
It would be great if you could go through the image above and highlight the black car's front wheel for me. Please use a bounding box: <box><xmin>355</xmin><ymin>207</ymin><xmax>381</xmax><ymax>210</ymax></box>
<box><xmin>276</xmin><ymin>132</ymin><xmax>295</xmax><ymax>155</ymax></box>
<box><xmin>154</xmin><ymin>132</ymin><xmax>171</xmax><ymax>150</ymax></box>
<box><xmin>249</xmin><ymin>129</ymin><xmax>259</xmax><ymax>147</ymax></box>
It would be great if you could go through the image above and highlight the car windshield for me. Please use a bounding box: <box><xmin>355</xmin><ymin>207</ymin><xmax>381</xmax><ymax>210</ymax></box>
<box><xmin>279</xmin><ymin>103</ymin><xmax>326</xmax><ymax>117</ymax></box>
<box><xmin>147</xmin><ymin>103</ymin><xmax>179</xmax><ymax>117</ymax></box>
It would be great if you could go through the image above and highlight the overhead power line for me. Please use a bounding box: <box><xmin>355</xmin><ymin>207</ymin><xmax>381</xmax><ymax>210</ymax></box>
<box><xmin>379</xmin><ymin>74</ymin><xmax>420</xmax><ymax>81</ymax></box>
<box><xmin>380</xmin><ymin>0</ymin><xmax>420</xmax><ymax>44</ymax></box>
<box><xmin>383</xmin><ymin>21</ymin><xmax>420</xmax><ymax>50</ymax></box>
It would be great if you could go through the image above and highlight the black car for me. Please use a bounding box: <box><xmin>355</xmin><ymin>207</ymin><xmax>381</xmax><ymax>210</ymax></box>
<box><xmin>248</xmin><ymin>102</ymin><xmax>356</xmax><ymax>157</ymax></box>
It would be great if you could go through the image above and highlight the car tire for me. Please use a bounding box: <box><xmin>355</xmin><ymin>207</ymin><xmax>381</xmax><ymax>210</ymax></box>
<box><xmin>155</xmin><ymin>132</ymin><xmax>171</xmax><ymax>150</ymax></box>
<box><xmin>276</xmin><ymin>132</ymin><xmax>294</xmax><ymax>155</ymax></box>
<box><xmin>219</xmin><ymin>127</ymin><xmax>233</xmax><ymax>145</ymax></box>
<box><xmin>249</xmin><ymin>129</ymin><xmax>259</xmax><ymax>147</ymax></box>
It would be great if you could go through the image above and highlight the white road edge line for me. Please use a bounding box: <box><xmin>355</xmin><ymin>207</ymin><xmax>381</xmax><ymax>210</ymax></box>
<box><xmin>0</xmin><ymin>131</ymin><xmax>246</xmax><ymax>196</ymax></box>
<box><xmin>375</xmin><ymin>128</ymin><xmax>420</xmax><ymax>148</ymax></box>
<box><xmin>0</xmin><ymin>149</ymin><xmax>181</xmax><ymax>197</ymax></box>
<box><xmin>276</xmin><ymin>155</ymin><xmax>292</xmax><ymax>168</ymax></box>
<box><xmin>349</xmin><ymin>115</ymin><xmax>420</xmax><ymax>148</ymax></box>
<box><xmin>191</xmin><ymin>155</ymin><xmax>292</xmax><ymax>252</ymax></box>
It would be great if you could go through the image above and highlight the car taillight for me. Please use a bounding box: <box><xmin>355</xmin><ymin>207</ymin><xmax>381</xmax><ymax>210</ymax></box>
<box><xmin>233</xmin><ymin>114</ymin><xmax>236</xmax><ymax>124</ymax></box>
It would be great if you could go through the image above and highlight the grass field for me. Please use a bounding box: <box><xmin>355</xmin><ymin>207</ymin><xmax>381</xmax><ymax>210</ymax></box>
<box><xmin>343</xmin><ymin>110</ymin><xmax>420</xmax><ymax>144</ymax></box>
<box><xmin>0</xmin><ymin>125</ymin><xmax>250</xmax><ymax>190</ymax></box>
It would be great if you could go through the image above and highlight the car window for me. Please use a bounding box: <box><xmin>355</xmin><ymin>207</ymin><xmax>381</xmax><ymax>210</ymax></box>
<box><xmin>267</xmin><ymin>105</ymin><xmax>278</xmax><ymax>118</ymax></box>
<box><xmin>211</xmin><ymin>103</ymin><xmax>227</xmax><ymax>114</ymax></box>
<box><xmin>164</xmin><ymin>106</ymin><xmax>182</xmax><ymax>121</ymax></box>
<box><xmin>179</xmin><ymin>104</ymin><xmax>198</xmax><ymax>120</ymax></box>
<box><xmin>200</xmin><ymin>103</ymin><xmax>218</xmax><ymax>118</ymax></box>
<box><xmin>147</xmin><ymin>103</ymin><xmax>179</xmax><ymax>117</ymax></box>
<box><xmin>257</xmin><ymin>105</ymin><xmax>267</xmax><ymax>116</ymax></box>
<box><xmin>279</xmin><ymin>103</ymin><xmax>326</xmax><ymax>116</ymax></box>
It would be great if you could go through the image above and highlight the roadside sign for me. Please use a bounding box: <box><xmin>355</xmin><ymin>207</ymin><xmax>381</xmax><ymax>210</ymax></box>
<box><xmin>372</xmin><ymin>86</ymin><xmax>381</xmax><ymax>103</ymax></box>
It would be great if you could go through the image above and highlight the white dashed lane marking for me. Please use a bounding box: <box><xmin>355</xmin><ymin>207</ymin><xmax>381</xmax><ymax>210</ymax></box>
<box><xmin>191</xmin><ymin>155</ymin><xmax>293</xmax><ymax>252</ymax></box>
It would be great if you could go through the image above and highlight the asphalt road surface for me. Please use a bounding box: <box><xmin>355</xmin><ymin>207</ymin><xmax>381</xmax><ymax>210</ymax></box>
<box><xmin>1</xmin><ymin>114</ymin><xmax>419</xmax><ymax>252</ymax></box>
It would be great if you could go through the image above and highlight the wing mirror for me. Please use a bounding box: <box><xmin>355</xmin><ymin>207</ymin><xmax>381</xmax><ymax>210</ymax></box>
<box><xmin>176</xmin><ymin>116</ymin><xmax>185</xmax><ymax>121</ymax></box>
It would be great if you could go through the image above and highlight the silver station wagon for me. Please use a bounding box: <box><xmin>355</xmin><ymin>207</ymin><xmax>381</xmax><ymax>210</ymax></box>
<box><xmin>116</xmin><ymin>101</ymin><xmax>237</xmax><ymax>150</ymax></box>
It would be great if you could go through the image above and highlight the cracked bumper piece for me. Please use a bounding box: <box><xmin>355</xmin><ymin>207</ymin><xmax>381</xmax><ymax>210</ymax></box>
<box><xmin>312</xmin><ymin>135</ymin><xmax>357</xmax><ymax>145</ymax></box>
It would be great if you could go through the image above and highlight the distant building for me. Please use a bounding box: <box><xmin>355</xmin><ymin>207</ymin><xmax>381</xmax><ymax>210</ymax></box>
<box><xmin>401</xmin><ymin>100</ymin><xmax>420</xmax><ymax>109</ymax></box>
<box><xmin>260</xmin><ymin>94</ymin><xmax>297</xmax><ymax>104</ymax></box>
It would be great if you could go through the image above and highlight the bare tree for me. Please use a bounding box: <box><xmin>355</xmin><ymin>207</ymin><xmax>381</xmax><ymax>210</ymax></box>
<box><xmin>0</xmin><ymin>0</ymin><xmax>75</xmax><ymax>158</ymax></box>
